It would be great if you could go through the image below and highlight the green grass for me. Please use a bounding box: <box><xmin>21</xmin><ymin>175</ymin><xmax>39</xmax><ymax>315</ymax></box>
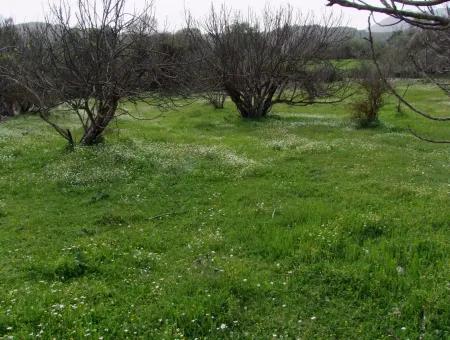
<box><xmin>332</xmin><ymin>59</ymin><xmax>364</xmax><ymax>71</ymax></box>
<box><xmin>0</xmin><ymin>84</ymin><xmax>449</xmax><ymax>339</ymax></box>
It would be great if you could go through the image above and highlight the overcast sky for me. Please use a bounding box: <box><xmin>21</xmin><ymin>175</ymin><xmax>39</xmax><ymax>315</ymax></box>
<box><xmin>1</xmin><ymin>0</ymin><xmax>377</xmax><ymax>29</ymax></box>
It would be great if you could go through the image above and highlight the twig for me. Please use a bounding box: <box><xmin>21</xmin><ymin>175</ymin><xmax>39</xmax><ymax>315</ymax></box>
<box><xmin>148</xmin><ymin>211</ymin><xmax>185</xmax><ymax>221</ymax></box>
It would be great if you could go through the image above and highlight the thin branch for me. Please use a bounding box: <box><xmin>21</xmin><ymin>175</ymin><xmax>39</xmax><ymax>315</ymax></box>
<box><xmin>409</xmin><ymin>127</ymin><xmax>450</xmax><ymax>143</ymax></box>
<box><xmin>327</xmin><ymin>0</ymin><xmax>450</xmax><ymax>29</ymax></box>
<box><xmin>367</xmin><ymin>17</ymin><xmax>450</xmax><ymax>122</ymax></box>
<box><xmin>367</xmin><ymin>16</ymin><xmax>450</xmax><ymax>143</ymax></box>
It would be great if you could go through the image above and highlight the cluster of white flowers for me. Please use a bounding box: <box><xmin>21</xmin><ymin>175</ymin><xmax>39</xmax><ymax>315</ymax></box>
<box><xmin>0</xmin><ymin>126</ymin><xmax>23</xmax><ymax>141</ymax></box>
<box><xmin>266</xmin><ymin>135</ymin><xmax>333</xmax><ymax>153</ymax></box>
<box><xmin>45</xmin><ymin>147</ymin><xmax>132</xmax><ymax>187</ymax></box>
<box><xmin>44</xmin><ymin>140</ymin><xmax>261</xmax><ymax>187</ymax></box>
<box><xmin>332</xmin><ymin>138</ymin><xmax>380</xmax><ymax>152</ymax></box>
<box><xmin>137</xmin><ymin>141</ymin><xmax>257</xmax><ymax>169</ymax></box>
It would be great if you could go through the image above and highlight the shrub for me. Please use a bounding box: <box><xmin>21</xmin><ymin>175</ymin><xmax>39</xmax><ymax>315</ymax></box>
<box><xmin>204</xmin><ymin>90</ymin><xmax>227</xmax><ymax>109</ymax></box>
<box><xmin>350</xmin><ymin>63</ymin><xmax>389</xmax><ymax>128</ymax></box>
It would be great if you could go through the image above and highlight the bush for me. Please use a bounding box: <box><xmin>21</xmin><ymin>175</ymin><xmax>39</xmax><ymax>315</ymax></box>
<box><xmin>204</xmin><ymin>90</ymin><xmax>227</xmax><ymax>109</ymax></box>
<box><xmin>350</xmin><ymin>63</ymin><xmax>389</xmax><ymax>128</ymax></box>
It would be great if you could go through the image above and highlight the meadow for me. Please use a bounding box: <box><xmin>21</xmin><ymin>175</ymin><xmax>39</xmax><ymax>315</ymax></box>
<box><xmin>0</xmin><ymin>84</ymin><xmax>449</xmax><ymax>339</ymax></box>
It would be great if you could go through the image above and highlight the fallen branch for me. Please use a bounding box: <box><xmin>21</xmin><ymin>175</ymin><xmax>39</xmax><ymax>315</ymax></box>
<box><xmin>148</xmin><ymin>211</ymin><xmax>185</xmax><ymax>221</ymax></box>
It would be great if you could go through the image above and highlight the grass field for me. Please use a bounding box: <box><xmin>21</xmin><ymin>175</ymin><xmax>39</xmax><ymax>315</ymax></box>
<box><xmin>0</xmin><ymin>84</ymin><xmax>449</xmax><ymax>339</ymax></box>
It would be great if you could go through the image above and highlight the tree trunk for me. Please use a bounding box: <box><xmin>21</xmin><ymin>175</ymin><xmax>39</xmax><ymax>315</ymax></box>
<box><xmin>236</xmin><ymin>104</ymin><xmax>269</xmax><ymax>119</ymax></box>
<box><xmin>20</xmin><ymin>101</ymin><xmax>33</xmax><ymax>113</ymax></box>
<box><xmin>206</xmin><ymin>91</ymin><xmax>227</xmax><ymax>109</ymax></box>
<box><xmin>226</xmin><ymin>92</ymin><xmax>272</xmax><ymax>119</ymax></box>
<box><xmin>0</xmin><ymin>99</ymin><xmax>18</xmax><ymax>117</ymax></box>
<box><xmin>210</xmin><ymin>95</ymin><xmax>226</xmax><ymax>109</ymax></box>
<box><xmin>237</xmin><ymin>97</ymin><xmax>273</xmax><ymax>119</ymax></box>
<box><xmin>80</xmin><ymin>99</ymin><xmax>119</xmax><ymax>146</ymax></box>
<box><xmin>224</xmin><ymin>84</ymin><xmax>275</xmax><ymax>119</ymax></box>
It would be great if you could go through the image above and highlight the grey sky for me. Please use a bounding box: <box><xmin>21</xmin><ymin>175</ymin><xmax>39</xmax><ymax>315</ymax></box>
<box><xmin>1</xmin><ymin>0</ymin><xmax>376</xmax><ymax>29</ymax></box>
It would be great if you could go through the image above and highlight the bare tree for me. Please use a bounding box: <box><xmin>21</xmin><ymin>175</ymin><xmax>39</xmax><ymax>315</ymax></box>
<box><xmin>187</xmin><ymin>6</ymin><xmax>350</xmax><ymax>119</ymax></box>
<box><xmin>1</xmin><ymin>0</ymin><xmax>175</xmax><ymax>146</ymax></box>
<box><xmin>201</xmin><ymin>73</ymin><xmax>227</xmax><ymax>109</ymax></box>
<box><xmin>176</xmin><ymin>27</ymin><xmax>227</xmax><ymax>109</ymax></box>
<box><xmin>327</xmin><ymin>0</ymin><xmax>450</xmax><ymax>143</ymax></box>
<box><xmin>0</xmin><ymin>18</ymin><xmax>25</xmax><ymax>118</ymax></box>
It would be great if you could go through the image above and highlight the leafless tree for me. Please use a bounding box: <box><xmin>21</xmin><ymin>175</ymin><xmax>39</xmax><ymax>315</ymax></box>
<box><xmin>200</xmin><ymin>73</ymin><xmax>227</xmax><ymax>109</ymax></box>
<box><xmin>187</xmin><ymin>6</ymin><xmax>350</xmax><ymax>119</ymax></box>
<box><xmin>1</xmin><ymin>0</ymin><xmax>176</xmax><ymax>146</ymax></box>
<box><xmin>0</xmin><ymin>18</ymin><xmax>28</xmax><ymax>118</ymax></box>
<box><xmin>176</xmin><ymin>27</ymin><xmax>227</xmax><ymax>109</ymax></box>
<box><xmin>327</xmin><ymin>0</ymin><xmax>450</xmax><ymax>143</ymax></box>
